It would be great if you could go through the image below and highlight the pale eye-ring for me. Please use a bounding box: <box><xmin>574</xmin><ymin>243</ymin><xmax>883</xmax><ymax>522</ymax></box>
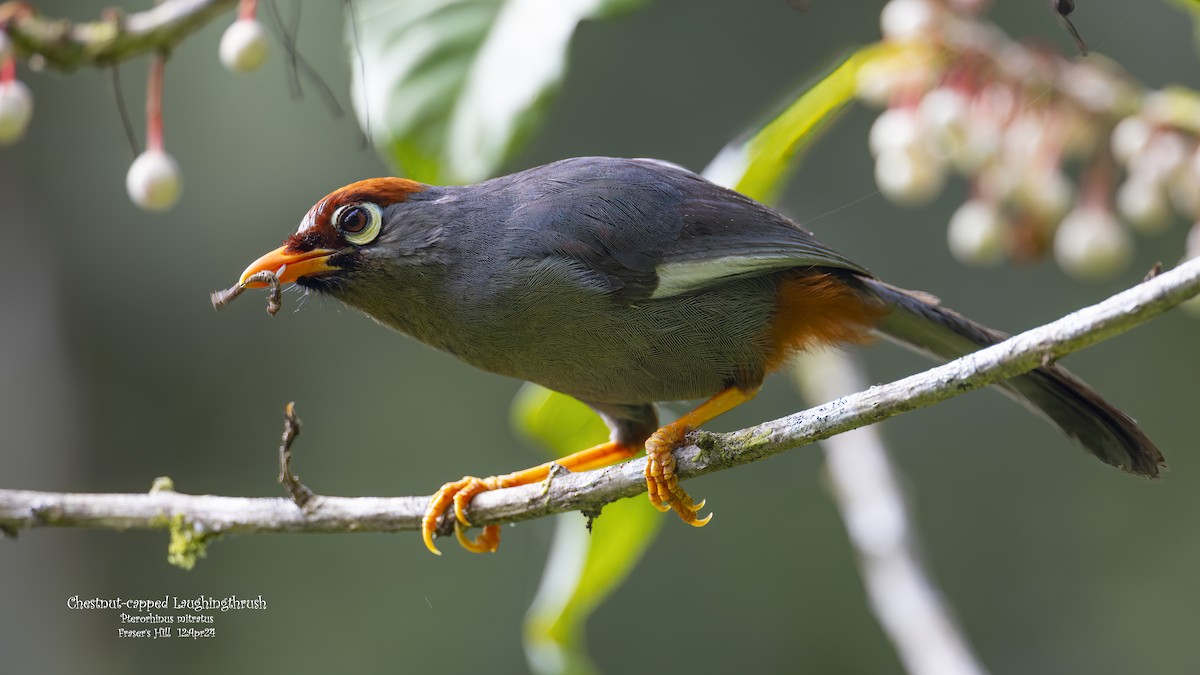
<box><xmin>331</xmin><ymin>202</ymin><xmax>382</xmax><ymax>245</ymax></box>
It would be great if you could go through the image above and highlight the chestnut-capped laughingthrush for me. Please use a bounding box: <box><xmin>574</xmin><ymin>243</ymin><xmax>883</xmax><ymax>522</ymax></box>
<box><xmin>235</xmin><ymin>157</ymin><xmax>1162</xmax><ymax>554</ymax></box>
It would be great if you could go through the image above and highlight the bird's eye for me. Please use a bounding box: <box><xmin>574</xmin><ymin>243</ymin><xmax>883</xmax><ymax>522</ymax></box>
<box><xmin>331</xmin><ymin>202</ymin><xmax>382</xmax><ymax>245</ymax></box>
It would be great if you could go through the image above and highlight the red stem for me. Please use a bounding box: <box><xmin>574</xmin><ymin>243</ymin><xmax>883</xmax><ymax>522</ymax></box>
<box><xmin>146</xmin><ymin>53</ymin><xmax>164</xmax><ymax>152</ymax></box>
<box><xmin>239</xmin><ymin>0</ymin><xmax>259</xmax><ymax>21</ymax></box>
<box><xmin>1</xmin><ymin>56</ymin><xmax>14</xmax><ymax>84</ymax></box>
<box><xmin>1080</xmin><ymin>151</ymin><xmax>1114</xmax><ymax>211</ymax></box>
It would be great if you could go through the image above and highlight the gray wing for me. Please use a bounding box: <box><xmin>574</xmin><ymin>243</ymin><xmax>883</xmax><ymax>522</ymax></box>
<box><xmin>500</xmin><ymin>157</ymin><xmax>870</xmax><ymax>300</ymax></box>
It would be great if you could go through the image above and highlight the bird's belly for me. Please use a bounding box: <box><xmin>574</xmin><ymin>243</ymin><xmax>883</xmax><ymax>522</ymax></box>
<box><xmin>450</xmin><ymin>277</ymin><xmax>780</xmax><ymax>405</ymax></box>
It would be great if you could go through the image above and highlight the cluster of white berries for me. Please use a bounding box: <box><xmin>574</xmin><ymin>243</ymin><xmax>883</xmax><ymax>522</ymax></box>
<box><xmin>1117</xmin><ymin>91</ymin><xmax>1200</xmax><ymax>315</ymax></box>
<box><xmin>862</xmin><ymin>0</ymin><xmax>1193</xmax><ymax>282</ymax></box>
<box><xmin>1111</xmin><ymin>93</ymin><xmax>1200</xmax><ymax>233</ymax></box>
<box><xmin>1</xmin><ymin>2</ymin><xmax>270</xmax><ymax>212</ymax></box>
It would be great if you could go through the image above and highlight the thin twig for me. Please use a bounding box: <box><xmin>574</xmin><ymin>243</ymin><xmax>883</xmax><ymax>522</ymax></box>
<box><xmin>277</xmin><ymin>402</ymin><xmax>314</xmax><ymax>508</ymax></box>
<box><xmin>262</xmin><ymin>0</ymin><xmax>343</xmax><ymax>117</ymax></box>
<box><xmin>3</xmin><ymin>257</ymin><xmax>1200</xmax><ymax>541</ymax></box>
<box><xmin>110</xmin><ymin>64</ymin><xmax>139</xmax><ymax>158</ymax></box>
<box><xmin>263</xmin><ymin>0</ymin><xmax>302</xmax><ymax>99</ymax></box>
<box><xmin>1052</xmin><ymin>0</ymin><xmax>1088</xmax><ymax>56</ymax></box>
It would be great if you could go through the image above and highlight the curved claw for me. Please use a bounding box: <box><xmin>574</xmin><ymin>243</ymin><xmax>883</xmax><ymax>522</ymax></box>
<box><xmin>423</xmin><ymin>528</ymin><xmax>443</xmax><ymax>556</ymax></box>
<box><xmin>690</xmin><ymin>512</ymin><xmax>713</xmax><ymax>527</ymax></box>
<box><xmin>422</xmin><ymin>483</ymin><xmax>462</xmax><ymax>556</ymax></box>
<box><xmin>455</xmin><ymin>522</ymin><xmax>501</xmax><ymax>553</ymax></box>
<box><xmin>421</xmin><ymin>476</ymin><xmax>502</xmax><ymax>555</ymax></box>
<box><xmin>688</xmin><ymin>498</ymin><xmax>706</xmax><ymax>512</ymax></box>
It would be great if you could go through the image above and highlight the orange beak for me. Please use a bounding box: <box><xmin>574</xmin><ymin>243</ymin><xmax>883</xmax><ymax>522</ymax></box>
<box><xmin>238</xmin><ymin>245</ymin><xmax>340</xmax><ymax>288</ymax></box>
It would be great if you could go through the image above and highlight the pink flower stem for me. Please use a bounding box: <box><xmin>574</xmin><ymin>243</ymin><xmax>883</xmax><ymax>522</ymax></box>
<box><xmin>146</xmin><ymin>53</ymin><xmax>165</xmax><ymax>152</ymax></box>
<box><xmin>239</xmin><ymin>0</ymin><xmax>259</xmax><ymax>21</ymax></box>
<box><xmin>1080</xmin><ymin>150</ymin><xmax>1114</xmax><ymax>211</ymax></box>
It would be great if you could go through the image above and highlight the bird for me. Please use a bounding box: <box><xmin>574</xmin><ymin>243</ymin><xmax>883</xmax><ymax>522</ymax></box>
<box><xmin>234</xmin><ymin>156</ymin><xmax>1163</xmax><ymax>555</ymax></box>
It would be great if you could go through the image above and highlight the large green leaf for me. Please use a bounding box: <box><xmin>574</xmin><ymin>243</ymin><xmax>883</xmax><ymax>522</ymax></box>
<box><xmin>346</xmin><ymin>0</ymin><xmax>643</xmax><ymax>184</ymax></box>
<box><xmin>703</xmin><ymin>42</ymin><xmax>894</xmax><ymax>202</ymax></box>
<box><xmin>512</xmin><ymin>384</ymin><xmax>662</xmax><ymax>675</ymax></box>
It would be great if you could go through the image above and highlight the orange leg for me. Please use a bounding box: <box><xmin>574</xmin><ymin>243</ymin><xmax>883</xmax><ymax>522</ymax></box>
<box><xmin>644</xmin><ymin>385</ymin><xmax>760</xmax><ymax>525</ymax></box>
<box><xmin>421</xmin><ymin>440</ymin><xmax>639</xmax><ymax>555</ymax></box>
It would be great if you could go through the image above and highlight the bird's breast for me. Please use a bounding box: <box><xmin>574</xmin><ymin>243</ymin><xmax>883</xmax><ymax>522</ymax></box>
<box><xmin>434</xmin><ymin>265</ymin><xmax>783</xmax><ymax>405</ymax></box>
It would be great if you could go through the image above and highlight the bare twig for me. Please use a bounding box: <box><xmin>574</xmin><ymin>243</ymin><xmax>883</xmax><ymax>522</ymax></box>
<box><xmin>210</xmin><ymin>270</ymin><xmax>281</xmax><ymax>315</ymax></box>
<box><xmin>4</xmin><ymin>0</ymin><xmax>237</xmax><ymax>72</ymax></box>
<box><xmin>110</xmin><ymin>64</ymin><xmax>139</xmax><ymax>158</ymax></box>
<box><xmin>277</xmin><ymin>402</ymin><xmax>314</xmax><ymax>508</ymax></box>
<box><xmin>1051</xmin><ymin>0</ymin><xmax>1088</xmax><ymax>56</ymax></box>
<box><xmin>796</xmin><ymin>353</ymin><xmax>989</xmax><ymax>675</ymax></box>
<box><xmin>1144</xmin><ymin>262</ymin><xmax>1163</xmax><ymax>282</ymax></box>
<box><xmin>3</xmin><ymin>257</ymin><xmax>1200</xmax><ymax>545</ymax></box>
<box><xmin>261</xmin><ymin>0</ymin><xmax>343</xmax><ymax>117</ymax></box>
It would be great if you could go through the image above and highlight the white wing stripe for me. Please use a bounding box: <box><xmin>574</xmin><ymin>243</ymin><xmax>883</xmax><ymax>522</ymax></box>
<box><xmin>651</xmin><ymin>257</ymin><xmax>792</xmax><ymax>299</ymax></box>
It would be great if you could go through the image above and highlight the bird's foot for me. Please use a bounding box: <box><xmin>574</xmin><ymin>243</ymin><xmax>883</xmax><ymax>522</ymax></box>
<box><xmin>644</xmin><ymin>424</ymin><xmax>712</xmax><ymax>526</ymax></box>
<box><xmin>422</xmin><ymin>475</ymin><xmax>504</xmax><ymax>555</ymax></box>
<box><xmin>419</xmin><ymin>441</ymin><xmax>641</xmax><ymax>555</ymax></box>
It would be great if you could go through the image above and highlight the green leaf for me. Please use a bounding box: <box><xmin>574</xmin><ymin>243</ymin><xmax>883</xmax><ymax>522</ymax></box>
<box><xmin>511</xmin><ymin>383</ymin><xmax>611</xmax><ymax>459</ymax></box>
<box><xmin>703</xmin><ymin>42</ymin><xmax>895</xmax><ymax>203</ymax></box>
<box><xmin>1167</xmin><ymin>0</ymin><xmax>1200</xmax><ymax>51</ymax></box>
<box><xmin>346</xmin><ymin>0</ymin><xmax>644</xmax><ymax>184</ymax></box>
<box><xmin>512</xmin><ymin>384</ymin><xmax>662</xmax><ymax>675</ymax></box>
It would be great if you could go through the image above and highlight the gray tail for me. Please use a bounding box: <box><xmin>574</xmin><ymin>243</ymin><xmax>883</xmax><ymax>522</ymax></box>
<box><xmin>854</xmin><ymin>276</ymin><xmax>1164</xmax><ymax>477</ymax></box>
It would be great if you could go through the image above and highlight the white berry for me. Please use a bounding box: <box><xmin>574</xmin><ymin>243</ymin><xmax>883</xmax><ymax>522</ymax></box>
<box><xmin>875</xmin><ymin>147</ymin><xmax>944</xmax><ymax>206</ymax></box>
<box><xmin>880</xmin><ymin>0</ymin><xmax>938</xmax><ymax>42</ymax></box>
<box><xmin>1015</xmin><ymin>169</ymin><xmax>1073</xmax><ymax>222</ymax></box>
<box><xmin>0</xmin><ymin>79</ymin><xmax>33</xmax><ymax>145</ymax></box>
<box><xmin>126</xmin><ymin>150</ymin><xmax>183</xmax><ymax>211</ymax></box>
<box><xmin>1130</xmin><ymin>131</ymin><xmax>1188</xmax><ymax>184</ymax></box>
<box><xmin>1168</xmin><ymin>164</ymin><xmax>1200</xmax><ymax>217</ymax></box>
<box><xmin>219</xmin><ymin>19</ymin><xmax>269</xmax><ymax>73</ymax></box>
<box><xmin>1003</xmin><ymin>114</ymin><xmax>1046</xmax><ymax>166</ymax></box>
<box><xmin>919</xmin><ymin>87</ymin><xmax>968</xmax><ymax>158</ymax></box>
<box><xmin>1053</xmin><ymin>207</ymin><xmax>1132</xmax><ymax>280</ymax></box>
<box><xmin>955</xmin><ymin>116</ymin><xmax>1002</xmax><ymax>172</ymax></box>
<box><xmin>1110</xmin><ymin>116</ymin><xmax>1152</xmax><ymax>166</ymax></box>
<box><xmin>919</xmin><ymin>88</ymin><xmax>967</xmax><ymax>133</ymax></box>
<box><xmin>1116</xmin><ymin>176</ymin><xmax>1171</xmax><ymax>234</ymax></box>
<box><xmin>869</xmin><ymin>107</ymin><xmax>921</xmax><ymax>158</ymax></box>
<box><xmin>947</xmin><ymin>199</ymin><xmax>1006</xmax><ymax>266</ymax></box>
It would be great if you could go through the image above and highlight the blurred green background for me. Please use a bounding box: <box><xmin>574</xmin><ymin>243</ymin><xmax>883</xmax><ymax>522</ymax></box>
<box><xmin>3</xmin><ymin>1</ymin><xmax>1199</xmax><ymax>673</ymax></box>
